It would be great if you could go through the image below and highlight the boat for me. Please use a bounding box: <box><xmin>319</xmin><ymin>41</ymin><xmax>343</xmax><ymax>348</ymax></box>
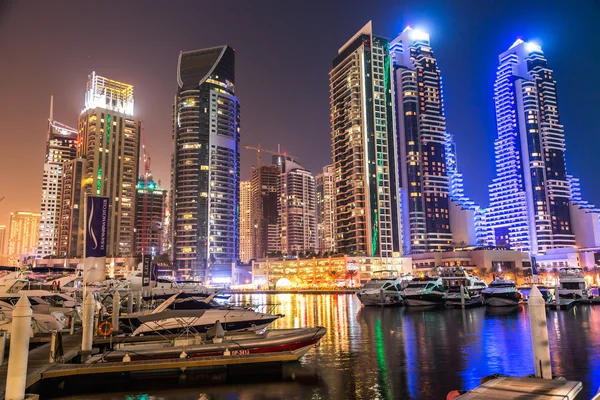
<box><xmin>440</xmin><ymin>267</ymin><xmax>487</xmax><ymax>308</ymax></box>
<box><xmin>121</xmin><ymin>293</ymin><xmax>283</xmax><ymax>335</ymax></box>
<box><xmin>557</xmin><ymin>267</ymin><xmax>592</xmax><ymax>299</ymax></box>
<box><xmin>401</xmin><ymin>277</ymin><xmax>445</xmax><ymax>306</ymax></box>
<box><xmin>482</xmin><ymin>278</ymin><xmax>523</xmax><ymax>306</ymax></box>
<box><xmin>127</xmin><ymin>309</ymin><xmax>283</xmax><ymax>336</ymax></box>
<box><xmin>356</xmin><ymin>270</ymin><xmax>404</xmax><ymax>306</ymax></box>
<box><xmin>0</xmin><ymin>301</ymin><xmax>68</xmax><ymax>335</ymax></box>
<box><xmin>87</xmin><ymin>326</ymin><xmax>326</xmax><ymax>363</ymax></box>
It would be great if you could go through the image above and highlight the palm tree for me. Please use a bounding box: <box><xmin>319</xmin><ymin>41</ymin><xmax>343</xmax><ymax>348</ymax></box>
<box><xmin>345</xmin><ymin>269</ymin><xmax>358</xmax><ymax>287</ymax></box>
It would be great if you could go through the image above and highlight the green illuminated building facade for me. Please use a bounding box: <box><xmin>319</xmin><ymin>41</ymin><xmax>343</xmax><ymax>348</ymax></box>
<box><xmin>330</xmin><ymin>21</ymin><xmax>401</xmax><ymax>258</ymax></box>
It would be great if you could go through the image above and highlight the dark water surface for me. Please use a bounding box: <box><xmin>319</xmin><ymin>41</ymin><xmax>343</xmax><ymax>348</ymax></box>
<box><xmin>53</xmin><ymin>293</ymin><xmax>600</xmax><ymax>400</ymax></box>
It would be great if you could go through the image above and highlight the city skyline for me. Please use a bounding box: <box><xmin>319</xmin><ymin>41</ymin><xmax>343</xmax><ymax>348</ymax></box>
<box><xmin>1</xmin><ymin>1</ymin><xmax>599</xmax><ymax>229</ymax></box>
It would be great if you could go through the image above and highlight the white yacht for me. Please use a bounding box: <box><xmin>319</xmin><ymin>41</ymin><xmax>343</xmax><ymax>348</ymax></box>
<box><xmin>482</xmin><ymin>278</ymin><xmax>523</xmax><ymax>306</ymax></box>
<box><xmin>440</xmin><ymin>267</ymin><xmax>487</xmax><ymax>307</ymax></box>
<box><xmin>401</xmin><ymin>277</ymin><xmax>445</xmax><ymax>306</ymax></box>
<box><xmin>356</xmin><ymin>270</ymin><xmax>404</xmax><ymax>307</ymax></box>
<box><xmin>557</xmin><ymin>267</ymin><xmax>591</xmax><ymax>299</ymax></box>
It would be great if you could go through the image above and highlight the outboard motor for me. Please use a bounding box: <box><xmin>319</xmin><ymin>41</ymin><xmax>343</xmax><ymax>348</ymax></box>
<box><xmin>206</xmin><ymin>320</ymin><xmax>225</xmax><ymax>343</ymax></box>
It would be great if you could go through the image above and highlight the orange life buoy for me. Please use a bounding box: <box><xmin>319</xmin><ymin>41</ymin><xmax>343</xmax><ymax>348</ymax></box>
<box><xmin>98</xmin><ymin>321</ymin><xmax>114</xmax><ymax>336</ymax></box>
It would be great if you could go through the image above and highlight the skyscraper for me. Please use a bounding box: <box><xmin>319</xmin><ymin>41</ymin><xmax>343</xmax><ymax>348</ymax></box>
<box><xmin>8</xmin><ymin>212</ymin><xmax>41</xmax><ymax>266</ymax></box>
<box><xmin>0</xmin><ymin>225</ymin><xmax>6</xmax><ymax>265</ymax></box>
<box><xmin>172</xmin><ymin>46</ymin><xmax>240</xmax><ymax>280</ymax></box>
<box><xmin>251</xmin><ymin>164</ymin><xmax>279</xmax><ymax>258</ymax></box>
<box><xmin>58</xmin><ymin>158</ymin><xmax>85</xmax><ymax>258</ymax></box>
<box><xmin>316</xmin><ymin>165</ymin><xmax>336</xmax><ymax>254</ymax></box>
<box><xmin>239</xmin><ymin>181</ymin><xmax>252</xmax><ymax>263</ymax></box>
<box><xmin>487</xmin><ymin>40</ymin><xmax>575</xmax><ymax>253</ymax></box>
<box><xmin>75</xmin><ymin>72</ymin><xmax>141</xmax><ymax>258</ymax></box>
<box><xmin>390</xmin><ymin>27</ymin><xmax>452</xmax><ymax>253</ymax></box>
<box><xmin>330</xmin><ymin>21</ymin><xmax>400</xmax><ymax>258</ymax></box>
<box><xmin>135</xmin><ymin>174</ymin><xmax>167</xmax><ymax>256</ymax></box>
<box><xmin>37</xmin><ymin>96</ymin><xmax>78</xmax><ymax>258</ymax></box>
<box><xmin>277</xmin><ymin>157</ymin><xmax>317</xmax><ymax>255</ymax></box>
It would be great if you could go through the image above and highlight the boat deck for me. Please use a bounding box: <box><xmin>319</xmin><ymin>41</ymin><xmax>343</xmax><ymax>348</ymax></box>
<box><xmin>456</xmin><ymin>376</ymin><xmax>582</xmax><ymax>399</ymax></box>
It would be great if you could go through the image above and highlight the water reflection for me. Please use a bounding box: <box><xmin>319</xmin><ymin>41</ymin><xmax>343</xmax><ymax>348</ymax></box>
<box><xmin>53</xmin><ymin>294</ymin><xmax>600</xmax><ymax>400</ymax></box>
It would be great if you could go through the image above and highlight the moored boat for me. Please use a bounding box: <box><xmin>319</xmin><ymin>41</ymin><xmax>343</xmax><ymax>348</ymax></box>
<box><xmin>401</xmin><ymin>277</ymin><xmax>445</xmax><ymax>307</ymax></box>
<box><xmin>356</xmin><ymin>270</ymin><xmax>405</xmax><ymax>307</ymax></box>
<box><xmin>87</xmin><ymin>326</ymin><xmax>326</xmax><ymax>362</ymax></box>
<box><xmin>557</xmin><ymin>267</ymin><xmax>591</xmax><ymax>299</ymax></box>
<box><xmin>440</xmin><ymin>267</ymin><xmax>487</xmax><ymax>308</ymax></box>
<box><xmin>482</xmin><ymin>278</ymin><xmax>523</xmax><ymax>306</ymax></box>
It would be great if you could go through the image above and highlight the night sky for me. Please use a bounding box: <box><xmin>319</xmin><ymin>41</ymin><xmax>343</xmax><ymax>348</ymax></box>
<box><xmin>0</xmin><ymin>0</ymin><xmax>599</xmax><ymax>226</ymax></box>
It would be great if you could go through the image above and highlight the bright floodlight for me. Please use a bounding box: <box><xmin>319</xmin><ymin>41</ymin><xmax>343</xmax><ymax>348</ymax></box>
<box><xmin>275</xmin><ymin>278</ymin><xmax>293</xmax><ymax>288</ymax></box>
<box><xmin>525</xmin><ymin>41</ymin><xmax>542</xmax><ymax>53</ymax></box>
<box><xmin>411</xmin><ymin>28</ymin><xmax>430</xmax><ymax>42</ymax></box>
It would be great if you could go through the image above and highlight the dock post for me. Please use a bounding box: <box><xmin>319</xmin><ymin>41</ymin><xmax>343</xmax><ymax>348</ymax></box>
<box><xmin>555</xmin><ymin>284</ymin><xmax>560</xmax><ymax>310</ymax></box>
<box><xmin>135</xmin><ymin>292</ymin><xmax>142</xmax><ymax>313</ymax></box>
<box><xmin>460</xmin><ymin>285</ymin><xmax>465</xmax><ymax>308</ymax></box>
<box><xmin>49</xmin><ymin>330</ymin><xmax>58</xmax><ymax>363</ymax></box>
<box><xmin>127</xmin><ymin>292</ymin><xmax>133</xmax><ymax>314</ymax></box>
<box><xmin>529</xmin><ymin>285</ymin><xmax>552</xmax><ymax>379</ymax></box>
<box><xmin>379</xmin><ymin>288</ymin><xmax>384</xmax><ymax>307</ymax></box>
<box><xmin>5</xmin><ymin>295</ymin><xmax>33</xmax><ymax>400</ymax></box>
<box><xmin>0</xmin><ymin>330</ymin><xmax>6</xmax><ymax>366</ymax></box>
<box><xmin>112</xmin><ymin>291</ymin><xmax>120</xmax><ymax>334</ymax></box>
<box><xmin>81</xmin><ymin>292</ymin><xmax>95</xmax><ymax>361</ymax></box>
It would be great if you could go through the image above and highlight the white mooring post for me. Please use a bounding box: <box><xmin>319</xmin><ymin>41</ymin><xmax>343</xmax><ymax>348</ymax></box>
<box><xmin>0</xmin><ymin>330</ymin><xmax>7</xmax><ymax>366</ymax></box>
<box><xmin>555</xmin><ymin>284</ymin><xmax>561</xmax><ymax>310</ymax></box>
<box><xmin>460</xmin><ymin>285</ymin><xmax>466</xmax><ymax>308</ymax></box>
<box><xmin>529</xmin><ymin>285</ymin><xmax>552</xmax><ymax>379</ymax></box>
<box><xmin>127</xmin><ymin>292</ymin><xmax>133</xmax><ymax>314</ymax></box>
<box><xmin>81</xmin><ymin>292</ymin><xmax>95</xmax><ymax>361</ymax></box>
<box><xmin>5</xmin><ymin>295</ymin><xmax>33</xmax><ymax>400</ymax></box>
<box><xmin>112</xmin><ymin>291</ymin><xmax>120</xmax><ymax>334</ymax></box>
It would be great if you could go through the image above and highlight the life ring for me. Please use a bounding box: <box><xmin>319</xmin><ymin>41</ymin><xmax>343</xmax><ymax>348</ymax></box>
<box><xmin>98</xmin><ymin>321</ymin><xmax>114</xmax><ymax>336</ymax></box>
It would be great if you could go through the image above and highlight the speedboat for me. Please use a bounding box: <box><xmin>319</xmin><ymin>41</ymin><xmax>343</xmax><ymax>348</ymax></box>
<box><xmin>356</xmin><ymin>270</ymin><xmax>404</xmax><ymax>306</ymax></box>
<box><xmin>440</xmin><ymin>267</ymin><xmax>487</xmax><ymax>308</ymax></box>
<box><xmin>0</xmin><ymin>301</ymin><xmax>68</xmax><ymax>335</ymax></box>
<box><xmin>128</xmin><ymin>309</ymin><xmax>283</xmax><ymax>336</ymax></box>
<box><xmin>121</xmin><ymin>293</ymin><xmax>283</xmax><ymax>335</ymax></box>
<box><xmin>401</xmin><ymin>277</ymin><xmax>445</xmax><ymax>307</ymax></box>
<box><xmin>482</xmin><ymin>278</ymin><xmax>523</xmax><ymax>306</ymax></box>
<box><xmin>557</xmin><ymin>267</ymin><xmax>591</xmax><ymax>299</ymax></box>
<box><xmin>87</xmin><ymin>326</ymin><xmax>326</xmax><ymax>363</ymax></box>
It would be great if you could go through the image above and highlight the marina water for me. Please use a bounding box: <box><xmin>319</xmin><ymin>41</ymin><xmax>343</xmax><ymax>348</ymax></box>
<box><xmin>53</xmin><ymin>293</ymin><xmax>600</xmax><ymax>400</ymax></box>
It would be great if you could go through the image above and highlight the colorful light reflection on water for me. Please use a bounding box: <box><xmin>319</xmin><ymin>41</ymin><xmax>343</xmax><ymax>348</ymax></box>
<box><xmin>55</xmin><ymin>294</ymin><xmax>600</xmax><ymax>400</ymax></box>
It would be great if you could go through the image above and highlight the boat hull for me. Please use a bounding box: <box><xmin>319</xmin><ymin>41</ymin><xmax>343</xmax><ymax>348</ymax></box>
<box><xmin>484</xmin><ymin>295</ymin><xmax>521</xmax><ymax>307</ymax></box>
<box><xmin>92</xmin><ymin>327</ymin><xmax>327</xmax><ymax>362</ymax></box>
<box><xmin>356</xmin><ymin>291</ymin><xmax>403</xmax><ymax>307</ymax></box>
<box><xmin>403</xmin><ymin>294</ymin><xmax>445</xmax><ymax>307</ymax></box>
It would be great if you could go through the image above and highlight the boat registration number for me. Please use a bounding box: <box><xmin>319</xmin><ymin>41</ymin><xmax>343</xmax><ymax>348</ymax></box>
<box><xmin>231</xmin><ymin>350</ymin><xmax>250</xmax><ymax>355</ymax></box>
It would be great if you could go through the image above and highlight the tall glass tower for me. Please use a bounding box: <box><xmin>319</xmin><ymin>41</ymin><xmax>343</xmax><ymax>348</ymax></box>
<box><xmin>330</xmin><ymin>21</ymin><xmax>400</xmax><ymax>258</ymax></box>
<box><xmin>487</xmin><ymin>39</ymin><xmax>575</xmax><ymax>253</ymax></box>
<box><xmin>391</xmin><ymin>27</ymin><xmax>453</xmax><ymax>253</ymax></box>
<box><xmin>172</xmin><ymin>46</ymin><xmax>240</xmax><ymax>280</ymax></box>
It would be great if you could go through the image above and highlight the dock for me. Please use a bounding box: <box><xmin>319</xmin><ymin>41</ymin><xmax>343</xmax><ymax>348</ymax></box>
<box><xmin>0</xmin><ymin>333</ymin><xmax>300</xmax><ymax>399</ymax></box>
<box><xmin>546</xmin><ymin>299</ymin><xmax>577</xmax><ymax>310</ymax></box>
<box><xmin>0</xmin><ymin>333</ymin><xmax>82</xmax><ymax>399</ymax></box>
<box><xmin>456</xmin><ymin>376</ymin><xmax>582</xmax><ymax>399</ymax></box>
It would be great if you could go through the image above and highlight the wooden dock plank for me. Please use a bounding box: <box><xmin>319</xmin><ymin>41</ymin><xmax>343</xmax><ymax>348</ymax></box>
<box><xmin>457</xmin><ymin>377</ymin><xmax>582</xmax><ymax>399</ymax></box>
<box><xmin>42</xmin><ymin>352</ymin><xmax>298</xmax><ymax>379</ymax></box>
<box><xmin>0</xmin><ymin>333</ymin><xmax>82</xmax><ymax>399</ymax></box>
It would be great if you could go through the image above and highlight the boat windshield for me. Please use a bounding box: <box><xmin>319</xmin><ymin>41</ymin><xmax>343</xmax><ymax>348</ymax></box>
<box><xmin>490</xmin><ymin>282</ymin><xmax>515</xmax><ymax>288</ymax></box>
<box><xmin>406</xmin><ymin>282</ymin><xmax>428</xmax><ymax>289</ymax></box>
<box><xmin>363</xmin><ymin>282</ymin><xmax>384</xmax><ymax>289</ymax></box>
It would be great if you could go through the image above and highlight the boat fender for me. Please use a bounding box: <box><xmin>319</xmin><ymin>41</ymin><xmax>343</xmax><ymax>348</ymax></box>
<box><xmin>223</xmin><ymin>347</ymin><xmax>231</xmax><ymax>356</ymax></box>
<box><xmin>180</xmin><ymin>350</ymin><xmax>188</xmax><ymax>359</ymax></box>
<box><xmin>122</xmin><ymin>353</ymin><xmax>131</xmax><ymax>363</ymax></box>
<box><xmin>446</xmin><ymin>390</ymin><xmax>467</xmax><ymax>399</ymax></box>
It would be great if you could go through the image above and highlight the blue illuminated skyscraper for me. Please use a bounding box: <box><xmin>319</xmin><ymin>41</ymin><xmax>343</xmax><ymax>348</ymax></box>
<box><xmin>487</xmin><ymin>39</ymin><xmax>575</xmax><ymax>253</ymax></box>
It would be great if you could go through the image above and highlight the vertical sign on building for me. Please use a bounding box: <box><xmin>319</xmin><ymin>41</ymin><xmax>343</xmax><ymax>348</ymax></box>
<box><xmin>142</xmin><ymin>256</ymin><xmax>152</xmax><ymax>287</ymax></box>
<box><xmin>84</xmin><ymin>196</ymin><xmax>109</xmax><ymax>283</ymax></box>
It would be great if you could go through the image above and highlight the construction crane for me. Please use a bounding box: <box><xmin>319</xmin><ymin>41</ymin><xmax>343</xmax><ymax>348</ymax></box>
<box><xmin>244</xmin><ymin>144</ymin><xmax>298</xmax><ymax>168</ymax></box>
<box><xmin>139</xmin><ymin>122</ymin><xmax>151</xmax><ymax>258</ymax></box>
